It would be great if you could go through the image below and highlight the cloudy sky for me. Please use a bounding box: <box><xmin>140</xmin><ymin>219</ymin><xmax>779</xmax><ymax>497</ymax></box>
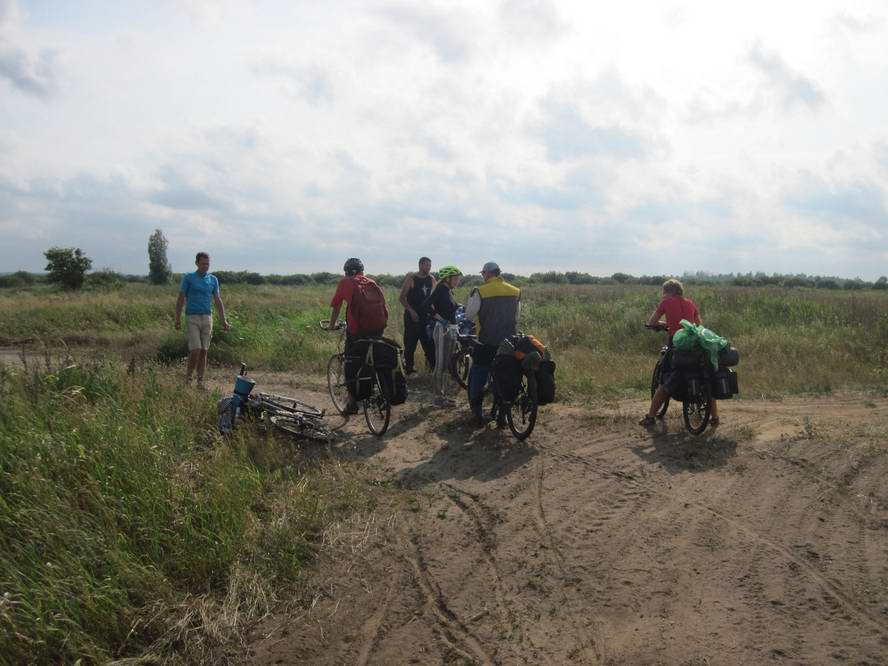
<box><xmin>1</xmin><ymin>0</ymin><xmax>887</xmax><ymax>278</ymax></box>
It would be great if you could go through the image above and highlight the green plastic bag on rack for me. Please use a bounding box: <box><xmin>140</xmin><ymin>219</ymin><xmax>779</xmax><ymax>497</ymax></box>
<box><xmin>672</xmin><ymin>319</ymin><xmax>728</xmax><ymax>369</ymax></box>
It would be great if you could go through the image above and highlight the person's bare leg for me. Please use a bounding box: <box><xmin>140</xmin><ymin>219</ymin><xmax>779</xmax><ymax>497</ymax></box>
<box><xmin>710</xmin><ymin>398</ymin><xmax>719</xmax><ymax>423</ymax></box>
<box><xmin>185</xmin><ymin>350</ymin><xmax>200</xmax><ymax>384</ymax></box>
<box><xmin>647</xmin><ymin>385</ymin><xmax>669</xmax><ymax>418</ymax></box>
<box><xmin>197</xmin><ymin>349</ymin><xmax>209</xmax><ymax>385</ymax></box>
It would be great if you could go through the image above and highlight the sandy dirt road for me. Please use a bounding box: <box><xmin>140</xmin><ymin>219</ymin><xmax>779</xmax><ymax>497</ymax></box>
<box><xmin>220</xmin><ymin>371</ymin><xmax>887</xmax><ymax>665</ymax></box>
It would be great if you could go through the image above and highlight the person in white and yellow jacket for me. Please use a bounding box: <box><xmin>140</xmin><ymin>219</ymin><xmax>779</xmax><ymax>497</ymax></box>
<box><xmin>464</xmin><ymin>261</ymin><xmax>520</xmax><ymax>421</ymax></box>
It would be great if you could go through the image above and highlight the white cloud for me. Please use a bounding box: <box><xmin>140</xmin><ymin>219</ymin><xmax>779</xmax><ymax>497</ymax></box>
<box><xmin>2</xmin><ymin>0</ymin><xmax>888</xmax><ymax>278</ymax></box>
<box><xmin>746</xmin><ymin>41</ymin><xmax>826</xmax><ymax>112</ymax></box>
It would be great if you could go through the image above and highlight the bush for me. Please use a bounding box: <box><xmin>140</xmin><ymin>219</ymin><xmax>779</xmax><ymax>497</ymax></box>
<box><xmin>0</xmin><ymin>271</ymin><xmax>37</xmax><ymax>289</ymax></box>
<box><xmin>86</xmin><ymin>269</ymin><xmax>125</xmax><ymax>290</ymax></box>
<box><xmin>44</xmin><ymin>247</ymin><xmax>92</xmax><ymax>290</ymax></box>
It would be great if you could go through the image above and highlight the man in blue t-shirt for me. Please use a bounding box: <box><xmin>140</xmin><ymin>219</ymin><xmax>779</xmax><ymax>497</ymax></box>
<box><xmin>174</xmin><ymin>251</ymin><xmax>230</xmax><ymax>389</ymax></box>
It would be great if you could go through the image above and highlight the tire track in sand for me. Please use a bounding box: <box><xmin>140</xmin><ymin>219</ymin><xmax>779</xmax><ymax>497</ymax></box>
<box><xmin>532</xmin><ymin>460</ymin><xmax>606</xmax><ymax>665</ymax></box>
<box><xmin>356</xmin><ymin>570</ymin><xmax>400</xmax><ymax>666</ymax></box>
<box><xmin>442</xmin><ymin>484</ymin><xmax>536</xmax><ymax>664</ymax></box>
<box><xmin>400</xmin><ymin>529</ymin><xmax>497</xmax><ymax>666</ymax></box>
<box><xmin>534</xmin><ymin>439</ymin><xmax>888</xmax><ymax>639</ymax></box>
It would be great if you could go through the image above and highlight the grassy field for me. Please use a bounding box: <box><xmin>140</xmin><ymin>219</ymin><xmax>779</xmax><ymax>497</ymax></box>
<box><xmin>2</xmin><ymin>282</ymin><xmax>888</xmax><ymax>398</ymax></box>
<box><xmin>0</xmin><ymin>359</ymin><xmax>377</xmax><ymax>664</ymax></box>
<box><xmin>2</xmin><ymin>282</ymin><xmax>888</xmax><ymax>662</ymax></box>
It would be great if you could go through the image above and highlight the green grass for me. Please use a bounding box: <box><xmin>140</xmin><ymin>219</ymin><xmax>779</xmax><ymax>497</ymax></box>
<box><xmin>3</xmin><ymin>282</ymin><xmax>888</xmax><ymax>397</ymax></box>
<box><xmin>0</xmin><ymin>360</ymin><xmax>374</xmax><ymax>665</ymax></box>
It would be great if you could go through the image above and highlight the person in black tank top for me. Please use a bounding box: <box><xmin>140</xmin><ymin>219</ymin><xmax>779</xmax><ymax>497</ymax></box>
<box><xmin>399</xmin><ymin>257</ymin><xmax>437</xmax><ymax>374</ymax></box>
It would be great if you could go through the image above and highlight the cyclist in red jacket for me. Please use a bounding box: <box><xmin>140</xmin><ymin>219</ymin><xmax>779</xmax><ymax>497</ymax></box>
<box><xmin>328</xmin><ymin>258</ymin><xmax>388</xmax><ymax>413</ymax></box>
<box><xmin>640</xmin><ymin>279</ymin><xmax>719</xmax><ymax>427</ymax></box>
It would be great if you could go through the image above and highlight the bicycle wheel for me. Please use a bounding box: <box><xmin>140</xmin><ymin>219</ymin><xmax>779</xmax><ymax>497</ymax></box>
<box><xmin>363</xmin><ymin>372</ymin><xmax>391</xmax><ymax>436</ymax></box>
<box><xmin>327</xmin><ymin>354</ymin><xmax>350</xmax><ymax>415</ymax></box>
<box><xmin>650</xmin><ymin>360</ymin><xmax>670</xmax><ymax>417</ymax></box>
<box><xmin>682</xmin><ymin>388</ymin><xmax>712</xmax><ymax>435</ymax></box>
<box><xmin>507</xmin><ymin>373</ymin><xmax>538</xmax><ymax>440</ymax></box>
<box><xmin>448</xmin><ymin>348</ymin><xmax>472</xmax><ymax>391</ymax></box>
<box><xmin>268</xmin><ymin>414</ymin><xmax>330</xmax><ymax>443</ymax></box>
<box><xmin>256</xmin><ymin>393</ymin><xmax>324</xmax><ymax>418</ymax></box>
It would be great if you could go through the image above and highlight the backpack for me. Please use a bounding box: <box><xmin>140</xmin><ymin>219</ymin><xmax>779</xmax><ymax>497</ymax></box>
<box><xmin>349</xmin><ymin>276</ymin><xmax>388</xmax><ymax>332</ymax></box>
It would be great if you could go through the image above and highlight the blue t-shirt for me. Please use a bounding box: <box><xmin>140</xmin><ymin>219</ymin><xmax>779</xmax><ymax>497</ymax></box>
<box><xmin>179</xmin><ymin>272</ymin><xmax>219</xmax><ymax>315</ymax></box>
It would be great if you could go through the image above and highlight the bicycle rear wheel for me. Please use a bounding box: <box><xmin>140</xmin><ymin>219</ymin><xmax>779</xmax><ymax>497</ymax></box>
<box><xmin>268</xmin><ymin>414</ymin><xmax>330</xmax><ymax>442</ymax></box>
<box><xmin>327</xmin><ymin>354</ymin><xmax>350</xmax><ymax>415</ymax></box>
<box><xmin>256</xmin><ymin>393</ymin><xmax>324</xmax><ymax>417</ymax></box>
<box><xmin>682</xmin><ymin>389</ymin><xmax>711</xmax><ymax>435</ymax></box>
<box><xmin>449</xmin><ymin>348</ymin><xmax>472</xmax><ymax>391</ymax></box>
<box><xmin>651</xmin><ymin>360</ymin><xmax>669</xmax><ymax>417</ymax></box>
<box><xmin>506</xmin><ymin>374</ymin><xmax>538</xmax><ymax>440</ymax></box>
<box><xmin>364</xmin><ymin>372</ymin><xmax>391</xmax><ymax>436</ymax></box>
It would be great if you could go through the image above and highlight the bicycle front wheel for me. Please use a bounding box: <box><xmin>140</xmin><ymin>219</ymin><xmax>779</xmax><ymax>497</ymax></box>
<box><xmin>364</xmin><ymin>372</ymin><xmax>391</xmax><ymax>437</ymax></box>
<box><xmin>507</xmin><ymin>373</ymin><xmax>538</xmax><ymax>440</ymax></box>
<box><xmin>449</xmin><ymin>348</ymin><xmax>472</xmax><ymax>391</ymax></box>
<box><xmin>682</xmin><ymin>389</ymin><xmax>711</xmax><ymax>435</ymax></box>
<box><xmin>651</xmin><ymin>360</ymin><xmax>669</xmax><ymax>417</ymax></box>
<box><xmin>327</xmin><ymin>354</ymin><xmax>350</xmax><ymax>415</ymax></box>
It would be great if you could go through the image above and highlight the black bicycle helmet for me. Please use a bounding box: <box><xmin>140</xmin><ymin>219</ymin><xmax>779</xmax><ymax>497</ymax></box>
<box><xmin>343</xmin><ymin>258</ymin><xmax>364</xmax><ymax>275</ymax></box>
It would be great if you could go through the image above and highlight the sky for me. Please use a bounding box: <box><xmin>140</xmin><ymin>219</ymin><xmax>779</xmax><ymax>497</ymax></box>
<box><xmin>1</xmin><ymin>0</ymin><xmax>887</xmax><ymax>278</ymax></box>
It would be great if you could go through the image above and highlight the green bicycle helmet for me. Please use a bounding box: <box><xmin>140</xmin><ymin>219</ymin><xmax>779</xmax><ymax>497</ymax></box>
<box><xmin>437</xmin><ymin>265</ymin><xmax>463</xmax><ymax>279</ymax></box>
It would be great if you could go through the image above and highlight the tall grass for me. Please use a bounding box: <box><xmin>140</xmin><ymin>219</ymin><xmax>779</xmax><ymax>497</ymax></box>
<box><xmin>0</xmin><ymin>359</ymin><xmax>371</xmax><ymax>664</ymax></box>
<box><xmin>3</xmin><ymin>283</ymin><xmax>888</xmax><ymax>397</ymax></box>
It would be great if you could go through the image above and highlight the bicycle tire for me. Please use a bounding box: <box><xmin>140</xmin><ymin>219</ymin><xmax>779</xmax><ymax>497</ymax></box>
<box><xmin>507</xmin><ymin>373</ymin><xmax>538</xmax><ymax>440</ymax></box>
<box><xmin>268</xmin><ymin>414</ymin><xmax>330</xmax><ymax>443</ymax></box>
<box><xmin>682</xmin><ymin>389</ymin><xmax>711</xmax><ymax>435</ymax></box>
<box><xmin>448</xmin><ymin>348</ymin><xmax>472</xmax><ymax>391</ymax></box>
<box><xmin>255</xmin><ymin>393</ymin><xmax>324</xmax><ymax>418</ymax></box>
<box><xmin>651</xmin><ymin>360</ymin><xmax>670</xmax><ymax>418</ymax></box>
<box><xmin>327</xmin><ymin>354</ymin><xmax>350</xmax><ymax>415</ymax></box>
<box><xmin>364</xmin><ymin>372</ymin><xmax>391</xmax><ymax>436</ymax></box>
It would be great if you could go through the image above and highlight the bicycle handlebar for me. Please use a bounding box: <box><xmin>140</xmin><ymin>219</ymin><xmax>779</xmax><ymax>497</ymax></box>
<box><xmin>319</xmin><ymin>320</ymin><xmax>346</xmax><ymax>331</ymax></box>
<box><xmin>645</xmin><ymin>324</ymin><xmax>668</xmax><ymax>332</ymax></box>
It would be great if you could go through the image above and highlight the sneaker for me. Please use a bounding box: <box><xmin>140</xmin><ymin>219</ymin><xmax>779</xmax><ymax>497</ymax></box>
<box><xmin>343</xmin><ymin>400</ymin><xmax>359</xmax><ymax>415</ymax></box>
<box><xmin>638</xmin><ymin>415</ymin><xmax>657</xmax><ymax>428</ymax></box>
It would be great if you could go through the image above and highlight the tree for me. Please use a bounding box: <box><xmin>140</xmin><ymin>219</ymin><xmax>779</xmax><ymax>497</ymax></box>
<box><xmin>44</xmin><ymin>247</ymin><xmax>92</xmax><ymax>290</ymax></box>
<box><xmin>148</xmin><ymin>229</ymin><xmax>172</xmax><ymax>285</ymax></box>
<box><xmin>874</xmin><ymin>276</ymin><xmax>888</xmax><ymax>290</ymax></box>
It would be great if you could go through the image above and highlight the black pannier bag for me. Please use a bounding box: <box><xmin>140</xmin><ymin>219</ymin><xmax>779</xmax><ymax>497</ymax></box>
<box><xmin>360</xmin><ymin>337</ymin><xmax>401</xmax><ymax>369</ymax></box>
<box><xmin>492</xmin><ymin>355</ymin><xmax>523</xmax><ymax>403</ymax></box>
<box><xmin>685</xmin><ymin>373</ymin><xmax>704</xmax><ymax>398</ymax></box>
<box><xmin>377</xmin><ymin>368</ymin><xmax>408</xmax><ymax>406</ymax></box>
<box><xmin>718</xmin><ymin>346</ymin><xmax>740</xmax><ymax>367</ymax></box>
<box><xmin>536</xmin><ymin>360</ymin><xmax>556</xmax><ymax>405</ymax></box>
<box><xmin>348</xmin><ymin>337</ymin><xmax>403</xmax><ymax>401</ymax></box>
<box><xmin>712</xmin><ymin>368</ymin><xmax>738</xmax><ymax>400</ymax></box>
<box><xmin>345</xmin><ymin>361</ymin><xmax>373</xmax><ymax>400</ymax></box>
<box><xmin>672</xmin><ymin>348</ymin><xmax>706</xmax><ymax>368</ymax></box>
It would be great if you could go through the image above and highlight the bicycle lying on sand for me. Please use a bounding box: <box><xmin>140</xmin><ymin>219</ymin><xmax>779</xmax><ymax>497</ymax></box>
<box><xmin>646</xmin><ymin>324</ymin><xmax>738</xmax><ymax>435</ymax></box>
<box><xmin>217</xmin><ymin>363</ymin><xmax>330</xmax><ymax>442</ymax></box>
<box><xmin>321</xmin><ymin>321</ymin><xmax>396</xmax><ymax>437</ymax></box>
